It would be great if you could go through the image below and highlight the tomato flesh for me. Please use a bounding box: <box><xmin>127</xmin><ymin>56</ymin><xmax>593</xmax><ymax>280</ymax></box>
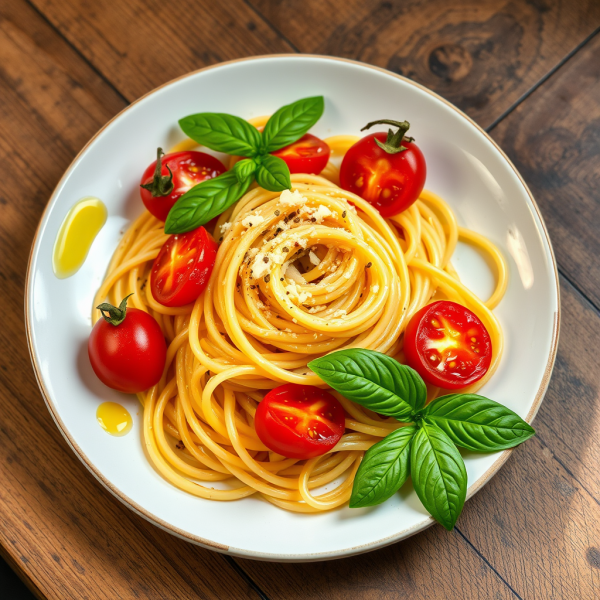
<box><xmin>150</xmin><ymin>227</ymin><xmax>217</xmax><ymax>307</ymax></box>
<box><xmin>88</xmin><ymin>308</ymin><xmax>166</xmax><ymax>393</ymax></box>
<box><xmin>271</xmin><ymin>133</ymin><xmax>330</xmax><ymax>175</ymax></box>
<box><xmin>255</xmin><ymin>384</ymin><xmax>346</xmax><ymax>459</ymax></box>
<box><xmin>403</xmin><ymin>301</ymin><xmax>492</xmax><ymax>390</ymax></box>
<box><xmin>339</xmin><ymin>132</ymin><xmax>426</xmax><ymax>217</ymax></box>
<box><xmin>140</xmin><ymin>151</ymin><xmax>226</xmax><ymax>221</ymax></box>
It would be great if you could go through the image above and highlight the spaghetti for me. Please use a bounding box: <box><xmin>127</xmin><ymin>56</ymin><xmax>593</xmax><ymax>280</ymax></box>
<box><xmin>93</xmin><ymin>133</ymin><xmax>507</xmax><ymax>513</ymax></box>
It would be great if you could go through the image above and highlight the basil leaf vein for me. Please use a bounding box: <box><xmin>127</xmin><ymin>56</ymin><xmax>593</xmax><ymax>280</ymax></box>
<box><xmin>179</xmin><ymin>113</ymin><xmax>261</xmax><ymax>156</ymax></box>
<box><xmin>255</xmin><ymin>154</ymin><xmax>292</xmax><ymax>192</ymax></box>
<box><xmin>422</xmin><ymin>394</ymin><xmax>535</xmax><ymax>452</ymax></box>
<box><xmin>350</xmin><ymin>426</ymin><xmax>417</xmax><ymax>508</ymax></box>
<box><xmin>410</xmin><ymin>422</ymin><xmax>467</xmax><ymax>531</ymax></box>
<box><xmin>164</xmin><ymin>171</ymin><xmax>252</xmax><ymax>234</ymax></box>
<box><xmin>308</xmin><ymin>349</ymin><xmax>426</xmax><ymax>420</ymax></box>
<box><xmin>262</xmin><ymin>96</ymin><xmax>325</xmax><ymax>153</ymax></box>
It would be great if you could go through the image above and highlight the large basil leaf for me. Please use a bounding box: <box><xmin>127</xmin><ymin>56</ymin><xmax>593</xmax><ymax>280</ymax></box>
<box><xmin>422</xmin><ymin>394</ymin><xmax>535</xmax><ymax>452</ymax></box>
<box><xmin>255</xmin><ymin>154</ymin><xmax>291</xmax><ymax>192</ymax></box>
<box><xmin>350</xmin><ymin>426</ymin><xmax>417</xmax><ymax>508</ymax></box>
<box><xmin>262</xmin><ymin>96</ymin><xmax>325</xmax><ymax>153</ymax></box>
<box><xmin>164</xmin><ymin>171</ymin><xmax>252</xmax><ymax>234</ymax></box>
<box><xmin>179</xmin><ymin>113</ymin><xmax>261</xmax><ymax>156</ymax></box>
<box><xmin>410</xmin><ymin>423</ymin><xmax>467</xmax><ymax>531</ymax></box>
<box><xmin>308</xmin><ymin>349</ymin><xmax>426</xmax><ymax>420</ymax></box>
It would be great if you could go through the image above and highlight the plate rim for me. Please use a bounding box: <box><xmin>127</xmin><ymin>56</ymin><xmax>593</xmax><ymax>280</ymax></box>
<box><xmin>24</xmin><ymin>53</ymin><xmax>561</xmax><ymax>562</ymax></box>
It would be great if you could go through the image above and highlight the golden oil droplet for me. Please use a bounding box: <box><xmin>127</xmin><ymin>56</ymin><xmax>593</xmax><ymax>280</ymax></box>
<box><xmin>96</xmin><ymin>402</ymin><xmax>133</xmax><ymax>437</ymax></box>
<box><xmin>53</xmin><ymin>197</ymin><xmax>107</xmax><ymax>278</ymax></box>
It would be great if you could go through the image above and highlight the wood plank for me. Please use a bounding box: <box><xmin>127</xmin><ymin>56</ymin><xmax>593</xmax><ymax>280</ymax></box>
<box><xmin>247</xmin><ymin>0</ymin><xmax>600</xmax><ymax>127</ymax></box>
<box><xmin>28</xmin><ymin>0</ymin><xmax>294</xmax><ymax>102</ymax></box>
<box><xmin>0</xmin><ymin>2</ymin><xmax>257</xmax><ymax>598</ymax></box>
<box><xmin>491</xmin><ymin>31</ymin><xmax>600</xmax><ymax>307</ymax></box>
<box><xmin>238</xmin><ymin>277</ymin><xmax>600</xmax><ymax>599</ymax></box>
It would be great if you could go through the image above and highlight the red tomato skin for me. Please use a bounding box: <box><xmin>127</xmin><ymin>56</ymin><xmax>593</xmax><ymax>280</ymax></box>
<box><xmin>150</xmin><ymin>227</ymin><xmax>217</xmax><ymax>307</ymax></box>
<box><xmin>404</xmin><ymin>301</ymin><xmax>492</xmax><ymax>390</ymax></box>
<box><xmin>271</xmin><ymin>134</ymin><xmax>331</xmax><ymax>175</ymax></box>
<box><xmin>88</xmin><ymin>308</ymin><xmax>166</xmax><ymax>394</ymax></box>
<box><xmin>255</xmin><ymin>384</ymin><xmax>346</xmax><ymax>460</ymax></box>
<box><xmin>339</xmin><ymin>132</ymin><xmax>426</xmax><ymax>217</ymax></box>
<box><xmin>140</xmin><ymin>151</ymin><xmax>226</xmax><ymax>221</ymax></box>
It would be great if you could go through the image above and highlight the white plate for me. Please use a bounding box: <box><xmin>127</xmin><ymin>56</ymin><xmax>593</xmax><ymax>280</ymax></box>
<box><xmin>25</xmin><ymin>55</ymin><xmax>559</xmax><ymax>561</ymax></box>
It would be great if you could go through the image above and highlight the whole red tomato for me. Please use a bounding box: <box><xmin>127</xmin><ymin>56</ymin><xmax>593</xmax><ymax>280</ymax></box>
<box><xmin>271</xmin><ymin>133</ymin><xmax>330</xmax><ymax>175</ymax></box>
<box><xmin>89</xmin><ymin>295</ymin><xmax>166</xmax><ymax>393</ymax></box>
<box><xmin>254</xmin><ymin>384</ymin><xmax>346</xmax><ymax>459</ymax></box>
<box><xmin>150</xmin><ymin>226</ymin><xmax>217</xmax><ymax>307</ymax></box>
<box><xmin>340</xmin><ymin>120</ymin><xmax>426</xmax><ymax>217</ymax></box>
<box><xmin>403</xmin><ymin>301</ymin><xmax>492</xmax><ymax>390</ymax></box>
<box><xmin>140</xmin><ymin>148</ymin><xmax>226</xmax><ymax>221</ymax></box>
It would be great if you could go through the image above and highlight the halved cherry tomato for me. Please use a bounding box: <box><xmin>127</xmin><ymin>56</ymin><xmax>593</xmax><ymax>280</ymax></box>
<box><xmin>150</xmin><ymin>227</ymin><xmax>217</xmax><ymax>307</ymax></box>
<box><xmin>89</xmin><ymin>297</ymin><xmax>166</xmax><ymax>394</ymax></box>
<box><xmin>255</xmin><ymin>384</ymin><xmax>346</xmax><ymax>460</ymax></box>
<box><xmin>271</xmin><ymin>133</ymin><xmax>330</xmax><ymax>175</ymax></box>
<box><xmin>404</xmin><ymin>301</ymin><xmax>492</xmax><ymax>390</ymax></box>
<box><xmin>340</xmin><ymin>131</ymin><xmax>426</xmax><ymax>217</ymax></box>
<box><xmin>140</xmin><ymin>150</ymin><xmax>226</xmax><ymax>221</ymax></box>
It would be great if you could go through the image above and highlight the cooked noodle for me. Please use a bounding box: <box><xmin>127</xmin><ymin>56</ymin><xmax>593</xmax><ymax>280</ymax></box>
<box><xmin>93</xmin><ymin>131</ymin><xmax>507</xmax><ymax>512</ymax></box>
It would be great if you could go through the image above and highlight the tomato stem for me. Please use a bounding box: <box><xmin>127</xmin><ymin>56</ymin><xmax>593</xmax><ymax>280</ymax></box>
<box><xmin>140</xmin><ymin>148</ymin><xmax>174</xmax><ymax>197</ymax></box>
<box><xmin>361</xmin><ymin>119</ymin><xmax>415</xmax><ymax>155</ymax></box>
<box><xmin>96</xmin><ymin>294</ymin><xmax>133</xmax><ymax>326</ymax></box>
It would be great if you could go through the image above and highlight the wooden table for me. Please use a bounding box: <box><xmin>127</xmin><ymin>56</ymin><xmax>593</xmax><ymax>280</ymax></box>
<box><xmin>2</xmin><ymin>0</ymin><xmax>600</xmax><ymax>598</ymax></box>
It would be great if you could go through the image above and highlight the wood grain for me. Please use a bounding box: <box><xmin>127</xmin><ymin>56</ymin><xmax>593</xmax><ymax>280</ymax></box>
<box><xmin>0</xmin><ymin>2</ymin><xmax>257</xmax><ymax>598</ymax></box>
<box><xmin>27</xmin><ymin>0</ymin><xmax>294</xmax><ymax>102</ymax></box>
<box><xmin>246</xmin><ymin>0</ymin><xmax>600</xmax><ymax>127</ymax></box>
<box><xmin>491</xmin><ymin>32</ymin><xmax>600</xmax><ymax>308</ymax></box>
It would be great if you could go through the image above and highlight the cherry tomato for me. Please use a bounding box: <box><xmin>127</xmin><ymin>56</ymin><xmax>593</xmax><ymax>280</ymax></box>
<box><xmin>255</xmin><ymin>384</ymin><xmax>346</xmax><ymax>460</ymax></box>
<box><xmin>271</xmin><ymin>134</ymin><xmax>330</xmax><ymax>175</ymax></box>
<box><xmin>150</xmin><ymin>226</ymin><xmax>217</xmax><ymax>307</ymax></box>
<box><xmin>140</xmin><ymin>149</ymin><xmax>226</xmax><ymax>221</ymax></box>
<box><xmin>340</xmin><ymin>132</ymin><xmax>426</xmax><ymax>217</ymax></box>
<box><xmin>404</xmin><ymin>301</ymin><xmax>492</xmax><ymax>390</ymax></box>
<box><xmin>89</xmin><ymin>298</ymin><xmax>166</xmax><ymax>394</ymax></box>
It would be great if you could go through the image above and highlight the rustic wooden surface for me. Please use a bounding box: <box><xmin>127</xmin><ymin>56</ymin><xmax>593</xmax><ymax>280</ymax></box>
<box><xmin>1</xmin><ymin>0</ymin><xmax>599</xmax><ymax>598</ymax></box>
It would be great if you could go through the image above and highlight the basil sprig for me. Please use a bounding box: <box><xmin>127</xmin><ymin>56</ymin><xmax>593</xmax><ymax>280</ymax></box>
<box><xmin>308</xmin><ymin>349</ymin><xmax>535</xmax><ymax>530</ymax></box>
<box><xmin>164</xmin><ymin>96</ymin><xmax>324</xmax><ymax>234</ymax></box>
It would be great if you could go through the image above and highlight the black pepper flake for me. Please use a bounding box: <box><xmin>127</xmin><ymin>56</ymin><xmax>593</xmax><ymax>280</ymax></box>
<box><xmin>310</xmin><ymin>217</ymin><xmax>317</xmax><ymax>222</ymax></box>
<box><xmin>342</xmin><ymin>211</ymin><xmax>347</xmax><ymax>218</ymax></box>
<box><xmin>280</xmin><ymin>277</ymin><xmax>284</xmax><ymax>281</ymax></box>
<box><xmin>366</xmin><ymin>262</ymin><xmax>372</xmax><ymax>268</ymax></box>
<box><xmin>261</xmin><ymin>229</ymin><xmax>269</xmax><ymax>236</ymax></box>
<box><xmin>286</xmin><ymin>291</ymin><xmax>290</xmax><ymax>295</ymax></box>
<box><xmin>282</xmin><ymin>246</ymin><xmax>289</xmax><ymax>252</ymax></box>
<box><xmin>263</xmin><ymin>256</ymin><xmax>269</xmax><ymax>263</ymax></box>
<box><xmin>250</xmin><ymin>285</ymin><xmax>256</xmax><ymax>289</ymax></box>
<box><xmin>264</xmin><ymin>274</ymin><xmax>271</xmax><ymax>283</ymax></box>
<box><xmin>248</xmin><ymin>222</ymin><xmax>253</xmax><ymax>227</ymax></box>
<box><xmin>293</xmin><ymin>217</ymin><xmax>300</xmax><ymax>223</ymax></box>
<box><xmin>275</xmin><ymin>227</ymin><xmax>282</xmax><ymax>235</ymax></box>
<box><xmin>219</xmin><ymin>236</ymin><xmax>223</xmax><ymax>242</ymax></box>
<box><xmin>176</xmin><ymin>441</ymin><xmax>185</xmax><ymax>450</ymax></box>
<box><xmin>274</xmin><ymin>210</ymin><xmax>280</xmax><ymax>216</ymax></box>
<box><xmin>288</xmin><ymin>211</ymin><xmax>297</xmax><ymax>220</ymax></box>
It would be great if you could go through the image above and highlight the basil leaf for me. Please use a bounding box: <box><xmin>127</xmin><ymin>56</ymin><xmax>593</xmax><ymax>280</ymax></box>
<box><xmin>411</xmin><ymin>422</ymin><xmax>467</xmax><ymax>531</ymax></box>
<box><xmin>308</xmin><ymin>349</ymin><xmax>426</xmax><ymax>420</ymax></box>
<box><xmin>422</xmin><ymin>394</ymin><xmax>535</xmax><ymax>452</ymax></box>
<box><xmin>262</xmin><ymin>96</ymin><xmax>325</xmax><ymax>153</ymax></box>
<box><xmin>179</xmin><ymin>113</ymin><xmax>261</xmax><ymax>156</ymax></box>
<box><xmin>233</xmin><ymin>158</ymin><xmax>257</xmax><ymax>182</ymax></box>
<box><xmin>255</xmin><ymin>154</ymin><xmax>291</xmax><ymax>192</ymax></box>
<box><xmin>350</xmin><ymin>426</ymin><xmax>417</xmax><ymax>508</ymax></box>
<box><xmin>164</xmin><ymin>171</ymin><xmax>252</xmax><ymax>234</ymax></box>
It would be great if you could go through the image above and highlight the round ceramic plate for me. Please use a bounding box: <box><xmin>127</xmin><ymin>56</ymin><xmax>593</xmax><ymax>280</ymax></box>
<box><xmin>26</xmin><ymin>55</ymin><xmax>559</xmax><ymax>561</ymax></box>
